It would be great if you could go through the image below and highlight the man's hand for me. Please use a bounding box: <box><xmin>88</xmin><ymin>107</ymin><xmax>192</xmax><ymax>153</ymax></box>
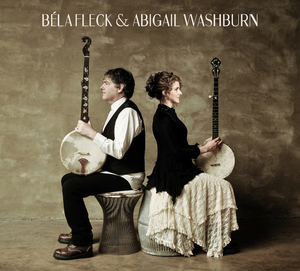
<box><xmin>75</xmin><ymin>120</ymin><xmax>97</xmax><ymax>140</ymax></box>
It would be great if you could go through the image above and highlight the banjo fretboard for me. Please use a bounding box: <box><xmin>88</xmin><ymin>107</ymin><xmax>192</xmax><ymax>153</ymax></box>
<box><xmin>81</xmin><ymin>36</ymin><xmax>91</xmax><ymax>123</ymax></box>
<box><xmin>212</xmin><ymin>77</ymin><xmax>219</xmax><ymax>139</ymax></box>
<box><xmin>211</xmin><ymin>57</ymin><xmax>221</xmax><ymax>140</ymax></box>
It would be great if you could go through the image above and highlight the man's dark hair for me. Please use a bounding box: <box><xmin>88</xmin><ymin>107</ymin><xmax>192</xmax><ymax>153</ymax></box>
<box><xmin>104</xmin><ymin>68</ymin><xmax>135</xmax><ymax>99</ymax></box>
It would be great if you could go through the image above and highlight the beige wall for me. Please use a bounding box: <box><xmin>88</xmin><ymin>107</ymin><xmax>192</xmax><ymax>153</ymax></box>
<box><xmin>1</xmin><ymin>0</ymin><xmax>299</xmax><ymax>220</ymax></box>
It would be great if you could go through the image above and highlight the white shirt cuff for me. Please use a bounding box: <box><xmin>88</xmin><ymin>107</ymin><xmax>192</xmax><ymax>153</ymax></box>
<box><xmin>93</xmin><ymin>132</ymin><xmax>106</xmax><ymax>149</ymax></box>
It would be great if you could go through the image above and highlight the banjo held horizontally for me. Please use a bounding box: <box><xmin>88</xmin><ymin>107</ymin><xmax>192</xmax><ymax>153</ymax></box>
<box><xmin>195</xmin><ymin>57</ymin><xmax>235</xmax><ymax>179</ymax></box>
<box><xmin>60</xmin><ymin>36</ymin><xmax>106</xmax><ymax>175</ymax></box>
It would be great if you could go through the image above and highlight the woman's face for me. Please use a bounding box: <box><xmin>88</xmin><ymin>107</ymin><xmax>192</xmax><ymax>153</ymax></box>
<box><xmin>167</xmin><ymin>81</ymin><xmax>182</xmax><ymax>106</ymax></box>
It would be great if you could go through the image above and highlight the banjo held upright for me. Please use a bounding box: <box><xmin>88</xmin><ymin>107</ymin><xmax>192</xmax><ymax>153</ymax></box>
<box><xmin>195</xmin><ymin>57</ymin><xmax>235</xmax><ymax>179</ymax></box>
<box><xmin>60</xmin><ymin>36</ymin><xmax>106</xmax><ymax>175</ymax></box>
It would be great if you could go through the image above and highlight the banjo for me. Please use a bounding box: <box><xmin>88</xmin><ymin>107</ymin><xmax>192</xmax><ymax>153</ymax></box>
<box><xmin>195</xmin><ymin>57</ymin><xmax>235</xmax><ymax>179</ymax></box>
<box><xmin>60</xmin><ymin>36</ymin><xmax>106</xmax><ymax>175</ymax></box>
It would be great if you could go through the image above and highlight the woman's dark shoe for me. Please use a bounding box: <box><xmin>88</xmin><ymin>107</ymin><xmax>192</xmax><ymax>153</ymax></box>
<box><xmin>58</xmin><ymin>233</ymin><xmax>72</xmax><ymax>244</ymax></box>
<box><xmin>223</xmin><ymin>241</ymin><xmax>239</xmax><ymax>255</ymax></box>
<box><xmin>53</xmin><ymin>244</ymin><xmax>93</xmax><ymax>260</ymax></box>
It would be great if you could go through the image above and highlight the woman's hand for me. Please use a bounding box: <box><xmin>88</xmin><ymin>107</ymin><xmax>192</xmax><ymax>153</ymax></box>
<box><xmin>75</xmin><ymin>120</ymin><xmax>97</xmax><ymax>140</ymax></box>
<box><xmin>198</xmin><ymin>137</ymin><xmax>223</xmax><ymax>154</ymax></box>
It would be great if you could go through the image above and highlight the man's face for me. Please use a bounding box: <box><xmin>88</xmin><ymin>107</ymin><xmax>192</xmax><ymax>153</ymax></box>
<box><xmin>100</xmin><ymin>76</ymin><xmax>122</xmax><ymax>104</ymax></box>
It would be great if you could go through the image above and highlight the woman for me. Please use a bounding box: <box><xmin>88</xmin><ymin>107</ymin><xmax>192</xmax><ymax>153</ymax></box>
<box><xmin>145</xmin><ymin>71</ymin><xmax>238</xmax><ymax>257</ymax></box>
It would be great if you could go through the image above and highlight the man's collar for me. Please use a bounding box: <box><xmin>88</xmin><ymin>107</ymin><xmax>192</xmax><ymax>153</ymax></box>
<box><xmin>111</xmin><ymin>97</ymin><xmax>127</xmax><ymax>111</ymax></box>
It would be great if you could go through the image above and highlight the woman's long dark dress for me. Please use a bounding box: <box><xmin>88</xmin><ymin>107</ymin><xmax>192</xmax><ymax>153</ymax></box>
<box><xmin>146</xmin><ymin>104</ymin><xmax>239</xmax><ymax>257</ymax></box>
<box><xmin>146</xmin><ymin>104</ymin><xmax>202</xmax><ymax>202</ymax></box>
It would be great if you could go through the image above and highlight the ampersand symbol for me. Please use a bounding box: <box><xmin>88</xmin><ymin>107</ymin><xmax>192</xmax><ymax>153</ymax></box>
<box><xmin>116</xmin><ymin>14</ymin><xmax>129</xmax><ymax>27</ymax></box>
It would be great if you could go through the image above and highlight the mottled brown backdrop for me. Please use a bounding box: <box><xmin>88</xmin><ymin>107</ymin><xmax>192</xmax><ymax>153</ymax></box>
<box><xmin>0</xmin><ymin>0</ymin><xmax>299</xmax><ymax>220</ymax></box>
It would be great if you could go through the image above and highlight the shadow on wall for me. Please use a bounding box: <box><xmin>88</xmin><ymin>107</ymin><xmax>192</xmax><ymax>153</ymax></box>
<box><xmin>231</xmin><ymin>147</ymin><xmax>300</xmax><ymax>218</ymax></box>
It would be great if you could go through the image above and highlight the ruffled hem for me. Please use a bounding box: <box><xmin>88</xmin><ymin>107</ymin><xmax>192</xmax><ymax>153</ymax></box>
<box><xmin>146</xmin><ymin>173</ymin><xmax>239</xmax><ymax>257</ymax></box>
<box><xmin>147</xmin><ymin>206</ymin><xmax>238</xmax><ymax>257</ymax></box>
<box><xmin>146</xmin><ymin>156</ymin><xmax>201</xmax><ymax>203</ymax></box>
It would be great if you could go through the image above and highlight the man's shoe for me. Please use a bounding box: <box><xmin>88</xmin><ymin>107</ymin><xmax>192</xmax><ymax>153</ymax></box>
<box><xmin>53</xmin><ymin>244</ymin><xmax>93</xmax><ymax>260</ymax></box>
<box><xmin>58</xmin><ymin>233</ymin><xmax>72</xmax><ymax>244</ymax></box>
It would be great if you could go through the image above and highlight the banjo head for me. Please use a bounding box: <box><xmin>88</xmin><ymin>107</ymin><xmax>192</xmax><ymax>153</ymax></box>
<box><xmin>195</xmin><ymin>143</ymin><xmax>235</xmax><ymax>179</ymax></box>
<box><xmin>60</xmin><ymin>130</ymin><xmax>106</xmax><ymax>175</ymax></box>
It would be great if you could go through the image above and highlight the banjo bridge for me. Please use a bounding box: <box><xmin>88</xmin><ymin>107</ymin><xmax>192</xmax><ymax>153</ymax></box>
<box><xmin>78</xmin><ymin>151</ymin><xmax>90</xmax><ymax>155</ymax></box>
<box><xmin>210</xmin><ymin>163</ymin><xmax>221</xmax><ymax>167</ymax></box>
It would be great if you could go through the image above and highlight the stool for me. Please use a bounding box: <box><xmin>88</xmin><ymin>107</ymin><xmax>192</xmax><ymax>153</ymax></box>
<box><xmin>95</xmin><ymin>189</ymin><xmax>143</xmax><ymax>255</ymax></box>
<box><xmin>137</xmin><ymin>189</ymin><xmax>180</xmax><ymax>256</ymax></box>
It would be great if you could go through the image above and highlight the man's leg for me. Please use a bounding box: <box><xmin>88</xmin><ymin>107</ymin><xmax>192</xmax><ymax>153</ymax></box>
<box><xmin>54</xmin><ymin>172</ymin><xmax>131</xmax><ymax>260</ymax></box>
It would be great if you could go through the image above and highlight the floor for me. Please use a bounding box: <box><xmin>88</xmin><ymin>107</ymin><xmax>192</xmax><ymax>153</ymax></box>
<box><xmin>0</xmin><ymin>218</ymin><xmax>299</xmax><ymax>271</ymax></box>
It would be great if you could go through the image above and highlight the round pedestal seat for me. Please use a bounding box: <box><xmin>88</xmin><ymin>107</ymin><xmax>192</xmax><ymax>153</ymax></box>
<box><xmin>95</xmin><ymin>189</ymin><xmax>143</xmax><ymax>255</ymax></box>
<box><xmin>138</xmin><ymin>189</ymin><xmax>180</xmax><ymax>256</ymax></box>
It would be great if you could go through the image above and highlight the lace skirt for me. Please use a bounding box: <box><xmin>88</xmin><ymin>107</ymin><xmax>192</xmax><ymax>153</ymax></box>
<box><xmin>146</xmin><ymin>173</ymin><xmax>239</xmax><ymax>257</ymax></box>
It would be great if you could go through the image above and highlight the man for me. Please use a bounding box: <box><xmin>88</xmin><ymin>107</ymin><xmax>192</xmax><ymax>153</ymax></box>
<box><xmin>53</xmin><ymin>68</ymin><xmax>145</xmax><ymax>260</ymax></box>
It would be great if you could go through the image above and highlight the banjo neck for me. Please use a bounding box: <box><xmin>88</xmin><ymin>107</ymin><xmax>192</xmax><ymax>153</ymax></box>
<box><xmin>212</xmin><ymin>77</ymin><xmax>219</xmax><ymax>139</ymax></box>
<box><xmin>81</xmin><ymin>36</ymin><xmax>91</xmax><ymax>123</ymax></box>
<box><xmin>211</xmin><ymin>57</ymin><xmax>221</xmax><ymax>140</ymax></box>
